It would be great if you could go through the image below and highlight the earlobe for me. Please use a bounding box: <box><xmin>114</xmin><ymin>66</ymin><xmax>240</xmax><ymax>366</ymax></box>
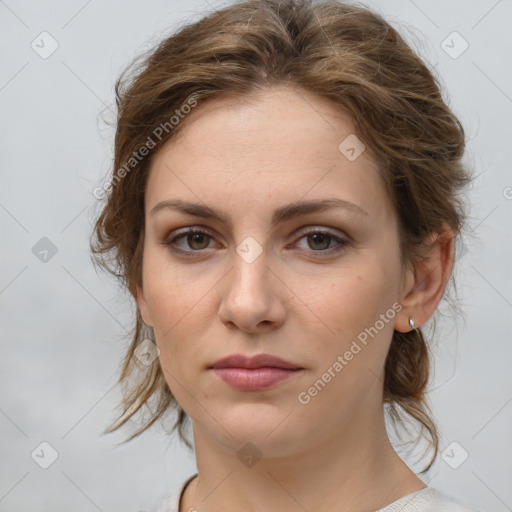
<box><xmin>136</xmin><ymin>284</ymin><xmax>153</xmax><ymax>327</ymax></box>
<box><xmin>394</xmin><ymin>224</ymin><xmax>455</xmax><ymax>333</ymax></box>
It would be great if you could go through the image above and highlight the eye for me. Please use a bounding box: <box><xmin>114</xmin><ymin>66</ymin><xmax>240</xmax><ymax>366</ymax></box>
<box><xmin>292</xmin><ymin>227</ymin><xmax>350</xmax><ymax>257</ymax></box>
<box><xmin>164</xmin><ymin>227</ymin><xmax>217</xmax><ymax>254</ymax></box>
<box><xmin>162</xmin><ymin>226</ymin><xmax>350</xmax><ymax>257</ymax></box>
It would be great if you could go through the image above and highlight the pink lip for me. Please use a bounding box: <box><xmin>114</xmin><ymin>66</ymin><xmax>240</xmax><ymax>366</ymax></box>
<box><xmin>210</xmin><ymin>353</ymin><xmax>302</xmax><ymax>370</ymax></box>
<box><xmin>212</xmin><ymin>367</ymin><xmax>303</xmax><ymax>391</ymax></box>
<box><xmin>209</xmin><ymin>353</ymin><xmax>304</xmax><ymax>391</ymax></box>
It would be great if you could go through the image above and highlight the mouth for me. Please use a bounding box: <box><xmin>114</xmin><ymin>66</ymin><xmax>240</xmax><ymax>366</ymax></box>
<box><xmin>210</xmin><ymin>366</ymin><xmax>303</xmax><ymax>391</ymax></box>
<box><xmin>208</xmin><ymin>353</ymin><xmax>304</xmax><ymax>391</ymax></box>
<box><xmin>209</xmin><ymin>353</ymin><xmax>303</xmax><ymax>370</ymax></box>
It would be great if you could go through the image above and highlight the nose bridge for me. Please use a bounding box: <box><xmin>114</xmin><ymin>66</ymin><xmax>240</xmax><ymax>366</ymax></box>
<box><xmin>218</xmin><ymin>232</ymin><xmax>285</xmax><ymax>331</ymax></box>
<box><xmin>230</xmin><ymin>234</ymin><xmax>269</xmax><ymax>297</ymax></box>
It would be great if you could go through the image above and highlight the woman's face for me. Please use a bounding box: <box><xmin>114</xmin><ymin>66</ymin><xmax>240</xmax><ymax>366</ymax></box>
<box><xmin>137</xmin><ymin>85</ymin><xmax>412</xmax><ymax>456</ymax></box>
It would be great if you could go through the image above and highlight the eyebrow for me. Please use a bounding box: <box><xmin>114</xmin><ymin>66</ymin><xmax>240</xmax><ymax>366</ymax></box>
<box><xmin>149</xmin><ymin>197</ymin><xmax>368</xmax><ymax>227</ymax></box>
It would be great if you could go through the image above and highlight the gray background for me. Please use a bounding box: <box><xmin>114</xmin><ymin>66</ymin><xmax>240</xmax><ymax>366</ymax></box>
<box><xmin>1</xmin><ymin>0</ymin><xmax>511</xmax><ymax>511</ymax></box>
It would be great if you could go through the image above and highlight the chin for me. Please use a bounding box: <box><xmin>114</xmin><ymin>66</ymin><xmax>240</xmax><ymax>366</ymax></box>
<box><xmin>204</xmin><ymin>405</ymin><xmax>306</xmax><ymax>457</ymax></box>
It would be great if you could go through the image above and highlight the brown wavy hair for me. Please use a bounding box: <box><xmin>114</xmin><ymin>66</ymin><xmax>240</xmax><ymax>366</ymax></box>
<box><xmin>90</xmin><ymin>0</ymin><xmax>472</xmax><ymax>472</ymax></box>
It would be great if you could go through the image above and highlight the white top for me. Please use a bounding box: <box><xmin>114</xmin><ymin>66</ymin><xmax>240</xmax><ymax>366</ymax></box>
<box><xmin>153</xmin><ymin>473</ymin><xmax>483</xmax><ymax>512</ymax></box>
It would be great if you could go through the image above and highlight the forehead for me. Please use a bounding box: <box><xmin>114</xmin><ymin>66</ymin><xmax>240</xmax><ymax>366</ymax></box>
<box><xmin>146</xmin><ymin>85</ymin><xmax>391</xmax><ymax>223</ymax></box>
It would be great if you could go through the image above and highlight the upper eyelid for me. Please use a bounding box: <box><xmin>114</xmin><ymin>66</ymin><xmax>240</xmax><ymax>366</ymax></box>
<box><xmin>167</xmin><ymin>225</ymin><xmax>348</xmax><ymax>247</ymax></box>
<box><xmin>168</xmin><ymin>224</ymin><xmax>346</xmax><ymax>240</ymax></box>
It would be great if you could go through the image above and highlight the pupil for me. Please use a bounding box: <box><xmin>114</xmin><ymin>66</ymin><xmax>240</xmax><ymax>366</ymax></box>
<box><xmin>190</xmin><ymin>233</ymin><xmax>208</xmax><ymax>249</ymax></box>
<box><xmin>310</xmin><ymin>233</ymin><xmax>329</xmax><ymax>250</ymax></box>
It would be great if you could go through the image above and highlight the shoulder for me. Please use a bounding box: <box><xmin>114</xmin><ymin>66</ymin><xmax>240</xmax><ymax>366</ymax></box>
<box><xmin>152</xmin><ymin>479</ymin><xmax>484</xmax><ymax>512</ymax></box>
<box><xmin>152</xmin><ymin>490</ymin><xmax>179</xmax><ymax>512</ymax></box>
<box><xmin>152</xmin><ymin>473</ymin><xmax>198</xmax><ymax>512</ymax></box>
<box><xmin>379</xmin><ymin>486</ymin><xmax>484</xmax><ymax>512</ymax></box>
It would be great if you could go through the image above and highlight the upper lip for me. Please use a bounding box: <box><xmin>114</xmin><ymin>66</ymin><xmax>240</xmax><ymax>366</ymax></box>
<box><xmin>209</xmin><ymin>353</ymin><xmax>302</xmax><ymax>370</ymax></box>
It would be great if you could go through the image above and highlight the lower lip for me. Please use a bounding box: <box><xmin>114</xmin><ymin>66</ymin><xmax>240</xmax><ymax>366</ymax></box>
<box><xmin>211</xmin><ymin>367</ymin><xmax>303</xmax><ymax>391</ymax></box>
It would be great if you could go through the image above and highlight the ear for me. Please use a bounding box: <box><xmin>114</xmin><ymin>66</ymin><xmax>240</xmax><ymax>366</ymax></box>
<box><xmin>136</xmin><ymin>284</ymin><xmax>153</xmax><ymax>327</ymax></box>
<box><xmin>394</xmin><ymin>224</ymin><xmax>455</xmax><ymax>333</ymax></box>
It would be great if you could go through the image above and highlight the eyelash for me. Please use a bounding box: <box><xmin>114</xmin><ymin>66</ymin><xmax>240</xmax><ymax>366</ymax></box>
<box><xmin>162</xmin><ymin>226</ymin><xmax>350</xmax><ymax>258</ymax></box>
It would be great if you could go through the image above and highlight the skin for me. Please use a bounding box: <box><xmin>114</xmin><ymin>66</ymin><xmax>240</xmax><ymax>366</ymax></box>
<box><xmin>136</xmin><ymin>85</ymin><xmax>455</xmax><ymax>512</ymax></box>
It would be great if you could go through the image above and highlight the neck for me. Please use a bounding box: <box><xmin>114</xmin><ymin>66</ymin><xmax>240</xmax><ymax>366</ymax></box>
<box><xmin>180</xmin><ymin>399</ymin><xmax>425</xmax><ymax>512</ymax></box>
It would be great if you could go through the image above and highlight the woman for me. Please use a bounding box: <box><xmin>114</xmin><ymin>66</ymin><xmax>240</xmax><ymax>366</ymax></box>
<box><xmin>90</xmin><ymin>1</ymin><xmax>480</xmax><ymax>510</ymax></box>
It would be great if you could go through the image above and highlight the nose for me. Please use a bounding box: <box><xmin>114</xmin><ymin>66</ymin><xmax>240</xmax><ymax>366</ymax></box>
<box><xmin>218</xmin><ymin>245</ymin><xmax>287</xmax><ymax>333</ymax></box>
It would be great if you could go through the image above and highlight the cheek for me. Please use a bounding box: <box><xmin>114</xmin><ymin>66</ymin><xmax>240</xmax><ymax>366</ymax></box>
<box><xmin>142</xmin><ymin>256</ymin><xmax>188</xmax><ymax>338</ymax></box>
<box><xmin>310</xmin><ymin>258</ymin><xmax>401</xmax><ymax>368</ymax></box>
<box><xmin>321</xmin><ymin>270</ymin><xmax>394</xmax><ymax>330</ymax></box>
<box><xmin>144</xmin><ymin>278</ymin><xmax>204</xmax><ymax>403</ymax></box>
<box><xmin>298</xmin><ymin>269</ymin><xmax>399</xmax><ymax>416</ymax></box>
<box><xmin>141</xmin><ymin>252</ymin><xmax>218</xmax><ymax>380</ymax></box>
<box><xmin>143</xmin><ymin>247</ymin><xmax>208</xmax><ymax>326</ymax></box>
